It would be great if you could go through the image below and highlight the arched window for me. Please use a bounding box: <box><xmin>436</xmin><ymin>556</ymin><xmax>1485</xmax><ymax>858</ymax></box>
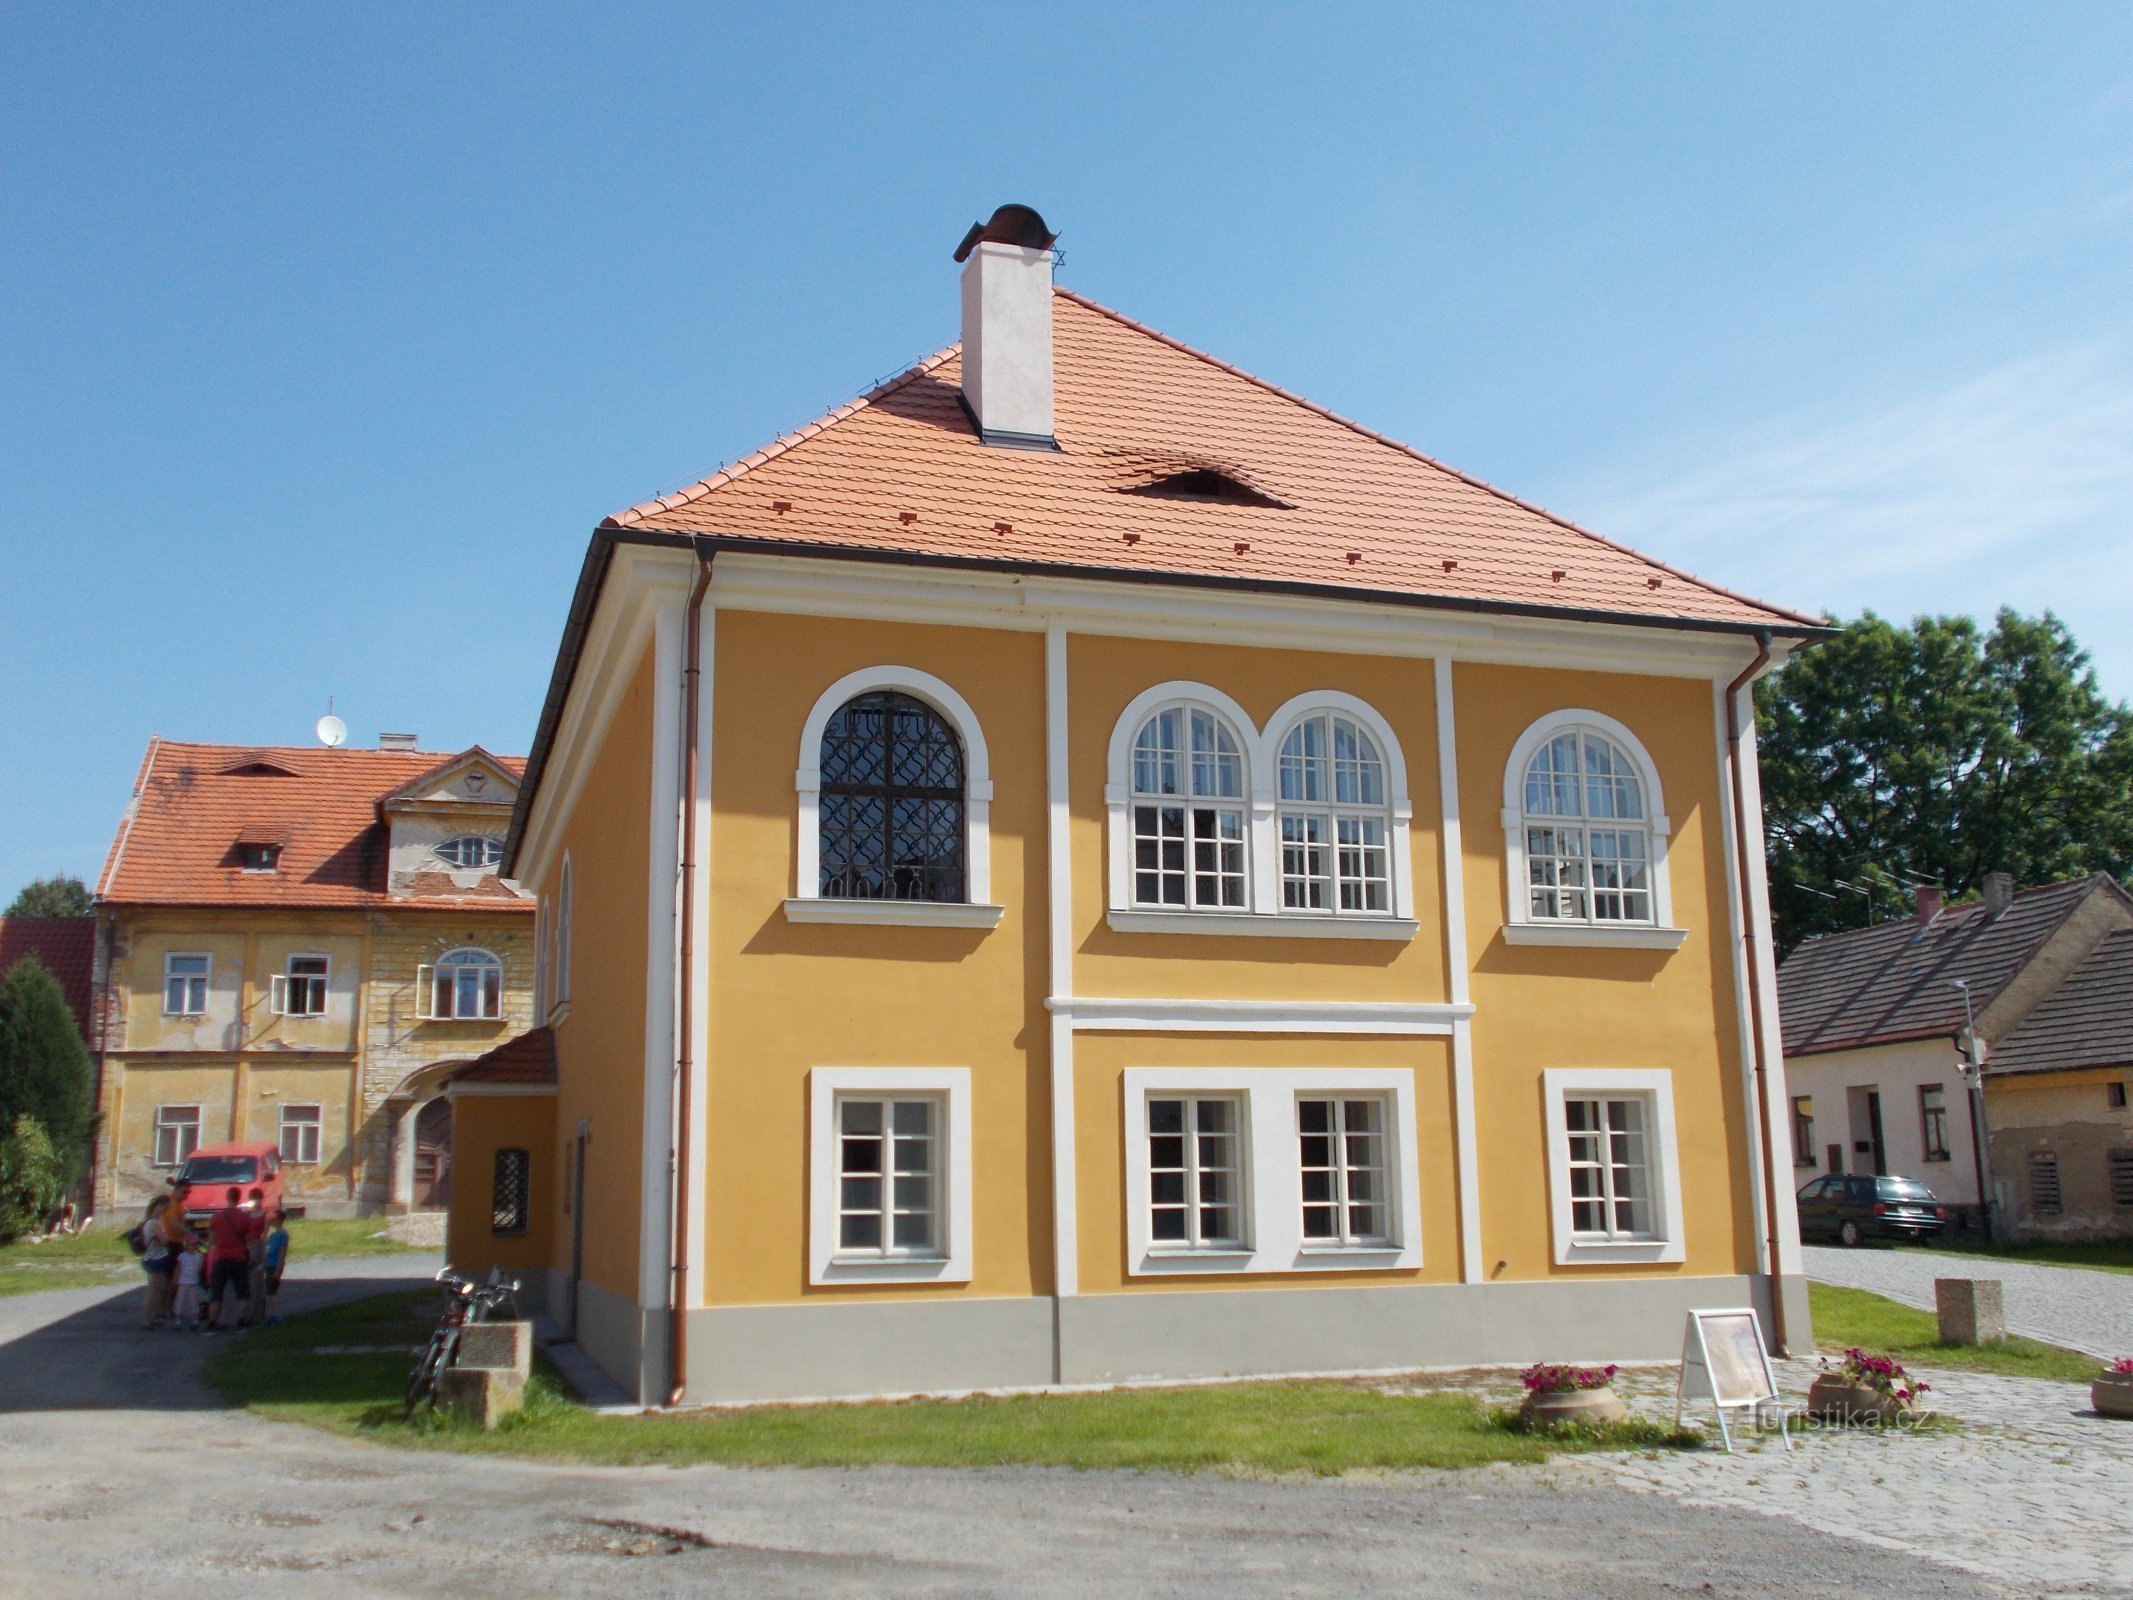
<box><xmin>1129</xmin><ymin>701</ymin><xmax>1247</xmax><ymax>909</ymax></box>
<box><xmin>1503</xmin><ymin>711</ymin><xmax>1672</xmax><ymax>934</ymax></box>
<box><xmin>818</xmin><ymin>692</ymin><xmax>966</xmax><ymax>902</ymax></box>
<box><xmin>420</xmin><ymin>946</ymin><xmax>503</xmax><ymax>1021</ymax></box>
<box><xmin>1276</xmin><ymin>710</ymin><xmax>1391</xmax><ymax>914</ymax></box>
<box><xmin>434</xmin><ymin>835</ymin><xmax>504</xmax><ymax>869</ymax></box>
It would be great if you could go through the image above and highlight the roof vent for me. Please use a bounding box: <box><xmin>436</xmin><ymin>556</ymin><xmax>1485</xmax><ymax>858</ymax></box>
<box><xmin>378</xmin><ymin>732</ymin><xmax>420</xmax><ymax>751</ymax></box>
<box><xmin>218</xmin><ymin>759</ymin><xmax>299</xmax><ymax>778</ymax></box>
<box><xmin>956</xmin><ymin>204</ymin><xmax>1057</xmax><ymax>449</ymax></box>
<box><xmin>1119</xmin><ymin>469</ymin><xmax>1292</xmax><ymax>510</ymax></box>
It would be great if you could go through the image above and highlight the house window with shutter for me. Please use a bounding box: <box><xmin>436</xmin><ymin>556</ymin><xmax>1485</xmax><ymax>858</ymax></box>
<box><xmin>2028</xmin><ymin>1152</ymin><xmax>2062</xmax><ymax>1215</ymax></box>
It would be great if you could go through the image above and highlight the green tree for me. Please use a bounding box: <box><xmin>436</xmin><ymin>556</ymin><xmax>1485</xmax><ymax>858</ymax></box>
<box><xmin>1756</xmin><ymin>608</ymin><xmax>2133</xmax><ymax>951</ymax></box>
<box><xmin>0</xmin><ymin>1117</ymin><xmax>68</xmax><ymax>1244</ymax></box>
<box><xmin>4</xmin><ymin>875</ymin><xmax>92</xmax><ymax>918</ymax></box>
<box><xmin>0</xmin><ymin>956</ymin><xmax>95</xmax><ymax>1179</ymax></box>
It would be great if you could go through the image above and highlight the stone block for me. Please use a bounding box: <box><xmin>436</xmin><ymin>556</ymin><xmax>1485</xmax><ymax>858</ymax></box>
<box><xmin>1936</xmin><ymin>1277</ymin><xmax>2005</xmax><ymax>1345</ymax></box>
<box><xmin>455</xmin><ymin>1319</ymin><xmax>532</xmax><ymax>1378</ymax></box>
<box><xmin>438</xmin><ymin>1365</ymin><xmax>525</xmax><ymax>1430</ymax></box>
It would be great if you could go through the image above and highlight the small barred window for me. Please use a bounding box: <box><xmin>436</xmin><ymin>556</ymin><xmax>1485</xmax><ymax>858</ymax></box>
<box><xmin>492</xmin><ymin>1148</ymin><xmax>531</xmax><ymax>1236</ymax></box>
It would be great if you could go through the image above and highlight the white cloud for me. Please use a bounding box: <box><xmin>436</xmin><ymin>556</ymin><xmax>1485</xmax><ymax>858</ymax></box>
<box><xmin>1577</xmin><ymin>338</ymin><xmax>2133</xmax><ymax>698</ymax></box>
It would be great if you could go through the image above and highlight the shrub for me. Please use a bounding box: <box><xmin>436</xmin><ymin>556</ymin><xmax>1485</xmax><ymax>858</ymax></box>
<box><xmin>0</xmin><ymin>1116</ymin><xmax>69</xmax><ymax>1244</ymax></box>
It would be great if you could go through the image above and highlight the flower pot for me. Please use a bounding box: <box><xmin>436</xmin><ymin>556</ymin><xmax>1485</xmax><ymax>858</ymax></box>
<box><xmin>1520</xmin><ymin>1384</ymin><xmax>1629</xmax><ymax>1429</ymax></box>
<box><xmin>1807</xmin><ymin>1374</ymin><xmax>1909</xmax><ymax>1424</ymax></box>
<box><xmin>2092</xmin><ymin>1372</ymin><xmax>2133</xmax><ymax>1420</ymax></box>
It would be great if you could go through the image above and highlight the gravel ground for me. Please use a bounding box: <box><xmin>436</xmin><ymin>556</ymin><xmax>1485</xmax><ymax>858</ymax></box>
<box><xmin>1804</xmin><ymin>1242</ymin><xmax>2133</xmax><ymax>1358</ymax></box>
<box><xmin>0</xmin><ymin>1267</ymin><xmax>2104</xmax><ymax>1600</ymax></box>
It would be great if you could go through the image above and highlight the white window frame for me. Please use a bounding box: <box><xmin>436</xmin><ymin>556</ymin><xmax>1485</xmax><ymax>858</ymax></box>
<box><xmin>268</xmin><ymin>953</ymin><xmax>331</xmax><ymax>1018</ymax></box>
<box><xmin>1501</xmin><ymin>709</ymin><xmax>1683</xmax><ymax>950</ymax></box>
<box><xmin>788</xmin><ymin>666</ymin><xmax>999</xmax><ymax>928</ymax></box>
<box><xmin>1296</xmin><ymin>1091</ymin><xmax>1395</xmax><ymax>1248</ymax></box>
<box><xmin>1542</xmin><ymin>1068</ymin><xmax>1686</xmax><ymax>1264</ymax></box>
<box><xmin>807</xmin><ymin>1067</ymin><xmax>972</xmax><ymax>1284</ymax></box>
<box><xmin>1122</xmin><ymin>1067</ymin><xmax>1422</xmax><ymax>1276</ymax></box>
<box><xmin>278</xmin><ymin>1102</ymin><xmax>323</xmax><ymax>1165</ymax></box>
<box><xmin>1104</xmin><ymin>683</ymin><xmax>1418</xmax><ymax>940</ymax></box>
<box><xmin>416</xmin><ymin>946</ymin><xmax>505</xmax><ymax>1021</ymax></box>
<box><xmin>162</xmin><ymin>952</ymin><xmax>211</xmax><ymax>1017</ymax></box>
<box><xmin>434</xmin><ymin>834</ymin><xmax>505</xmax><ymax>870</ymax></box>
<box><xmin>154</xmin><ymin>1103</ymin><xmax>202</xmax><ymax>1167</ymax></box>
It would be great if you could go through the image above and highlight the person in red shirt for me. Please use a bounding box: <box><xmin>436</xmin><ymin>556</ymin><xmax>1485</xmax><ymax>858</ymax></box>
<box><xmin>203</xmin><ymin>1187</ymin><xmax>253</xmax><ymax>1332</ymax></box>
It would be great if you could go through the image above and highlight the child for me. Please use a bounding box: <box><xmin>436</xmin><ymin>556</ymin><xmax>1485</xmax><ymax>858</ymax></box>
<box><xmin>260</xmin><ymin>1210</ymin><xmax>290</xmax><ymax>1324</ymax></box>
<box><xmin>171</xmin><ymin>1237</ymin><xmax>204</xmax><ymax>1329</ymax></box>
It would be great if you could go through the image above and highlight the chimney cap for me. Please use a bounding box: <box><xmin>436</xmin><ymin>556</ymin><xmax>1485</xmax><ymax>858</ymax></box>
<box><xmin>953</xmin><ymin>203</ymin><xmax>1056</xmax><ymax>262</ymax></box>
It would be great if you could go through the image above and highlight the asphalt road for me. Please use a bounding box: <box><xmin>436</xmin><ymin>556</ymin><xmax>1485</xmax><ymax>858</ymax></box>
<box><xmin>0</xmin><ymin>1266</ymin><xmax>2027</xmax><ymax>1600</ymax></box>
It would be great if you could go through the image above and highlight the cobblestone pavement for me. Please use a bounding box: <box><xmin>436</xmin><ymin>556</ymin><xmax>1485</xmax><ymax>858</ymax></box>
<box><xmin>1427</xmin><ymin>1356</ymin><xmax>2133</xmax><ymax>1597</ymax></box>
<box><xmin>1804</xmin><ymin>1243</ymin><xmax>2133</xmax><ymax>1359</ymax></box>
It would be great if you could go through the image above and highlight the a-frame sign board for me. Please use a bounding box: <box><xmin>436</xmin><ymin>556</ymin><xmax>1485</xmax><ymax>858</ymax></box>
<box><xmin>1674</xmin><ymin>1307</ymin><xmax>1789</xmax><ymax>1453</ymax></box>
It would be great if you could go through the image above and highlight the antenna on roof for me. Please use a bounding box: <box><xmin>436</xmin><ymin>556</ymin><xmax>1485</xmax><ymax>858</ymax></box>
<box><xmin>315</xmin><ymin>697</ymin><xmax>347</xmax><ymax>749</ymax></box>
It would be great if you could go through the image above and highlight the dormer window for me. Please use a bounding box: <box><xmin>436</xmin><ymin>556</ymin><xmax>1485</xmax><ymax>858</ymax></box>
<box><xmin>1120</xmin><ymin>470</ymin><xmax>1292</xmax><ymax>509</ymax></box>
<box><xmin>434</xmin><ymin>835</ymin><xmax>504</xmax><ymax>870</ymax></box>
<box><xmin>233</xmin><ymin>824</ymin><xmax>287</xmax><ymax>873</ymax></box>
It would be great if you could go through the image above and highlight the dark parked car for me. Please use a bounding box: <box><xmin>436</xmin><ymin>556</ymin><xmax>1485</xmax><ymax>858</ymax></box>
<box><xmin>1796</xmin><ymin>1173</ymin><xmax>1949</xmax><ymax>1246</ymax></box>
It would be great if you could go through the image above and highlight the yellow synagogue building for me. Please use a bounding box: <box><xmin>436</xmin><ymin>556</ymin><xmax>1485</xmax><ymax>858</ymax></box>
<box><xmin>445</xmin><ymin>205</ymin><xmax>1826</xmax><ymax>1406</ymax></box>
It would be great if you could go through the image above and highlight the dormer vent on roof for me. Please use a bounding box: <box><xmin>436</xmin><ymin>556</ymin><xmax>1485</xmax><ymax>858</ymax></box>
<box><xmin>1119</xmin><ymin>468</ymin><xmax>1293</xmax><ymax>510</ymax></box>
<box><xmin>218</xmin><ymin>758</ymin><xmax>300</xmax><ymax>778</ymax></box>
<box><xmin>955</xmin><ymin>203</ymin><xmax>1058</xmax><ymax>450</ymax></box>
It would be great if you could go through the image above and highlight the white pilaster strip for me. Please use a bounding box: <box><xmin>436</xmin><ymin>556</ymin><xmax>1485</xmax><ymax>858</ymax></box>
<box><xmin>1713</xmin><ymin>678</ymin><xmax>1771</xmax><ymax>1278</ymax></box>
<box><xmin>1727</xmin><ymin>676</ymin><xmax>1806</xmax><ymax>1276</ymax></box>
<box><xmin>639</xmin><ymin>600</ymin><xmax>682</xmax><ymax>1314</ymax></box>
<box><xmin>1045</xmin><ymin>619</ymin><xmax>1079</xmax><ymax>1302</ymax></box>
<box><xmin>687</xmin><ymin>601</ymin><xmax>715</xmax><ymax>1308</ymax></box>
<box><xmin>1435</xmin><ymin>657</ymin><xmax>1484</xmax><ymax>1284</ymax></box>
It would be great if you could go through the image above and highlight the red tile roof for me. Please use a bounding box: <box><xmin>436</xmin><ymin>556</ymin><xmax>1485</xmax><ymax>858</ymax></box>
<box><xmin>98</xmin><ymin>741</ymin><xmax>533</xmax><ymax>912</ymax></box>
<box><xmin>447</xmin><ymin>1026</ymin><xmax>556</xmax><ymax>1087</ymax></box>
<box><xmin>0</xmin><ymin>917</ymin><xmax>96</xmax><ymax>1042</ymax></box>
<box><xmin>609</xmin><ymin>288</ymin><xmax>1823</xmax><ymax>634</ymax></box>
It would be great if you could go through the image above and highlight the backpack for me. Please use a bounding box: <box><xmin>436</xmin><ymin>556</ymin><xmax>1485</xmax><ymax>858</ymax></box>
<box><xmin>123</xmin><ymin>1222</ymin><xmax>147</xmax><ymax>1257</ymax></box>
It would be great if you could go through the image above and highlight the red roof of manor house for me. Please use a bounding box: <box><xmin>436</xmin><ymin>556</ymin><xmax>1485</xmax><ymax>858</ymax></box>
<box><xmin>609</xmin><ymin>288</ymin><xmax>1825</xmax><ymax>636</ymax></box>
<box><xmin>97</xmin><ymin>740</ymin><xmax>531</xmax><ymax>912</ymax></box>
<box><xmin>447</xmin><ymin>1026</ymin><xmax>557</xmax><ymax>1088</ymax></box>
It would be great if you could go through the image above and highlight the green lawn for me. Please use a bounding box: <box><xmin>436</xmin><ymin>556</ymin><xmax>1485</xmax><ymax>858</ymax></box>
<box><xmin>1808</xmin><ymin>1281</ymin><xmax>2104</xmax><ymax>1383</ymax></box>
<box><xmin>1896</xmin><ymin>1238</ymin><xmax>2133</xmax><ymax>1277</ymax></box>
<box><xmin>0</xmin><ymin>1217</ymin><xmax>432</xmax><ymax>1299</ymax></box>
<box><xmin>208</xmin><ymin>1290</ymin><xmax>1700</xmax><ymax>1475</ymax></box>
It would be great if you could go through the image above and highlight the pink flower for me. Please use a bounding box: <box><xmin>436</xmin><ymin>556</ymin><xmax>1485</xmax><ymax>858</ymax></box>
<box><xmin>2110</xmin><ymin>1357</ymin><xmax>2133</xmax><ymax>1376</ymax></box>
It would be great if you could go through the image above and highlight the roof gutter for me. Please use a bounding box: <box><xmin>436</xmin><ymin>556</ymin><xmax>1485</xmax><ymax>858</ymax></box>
<box><xmin>1724</xmin><ymin>627</ymin><xmax>1790</xmax><ymax>1354</ymax></box>
<box><xmin>668</xmin><ymin>548</ymin><xmax>713</xmax><ymax>1407</ymax></box>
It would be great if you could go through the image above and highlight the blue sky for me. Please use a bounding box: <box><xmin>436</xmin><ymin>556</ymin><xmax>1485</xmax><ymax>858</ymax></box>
<box><xmin>5</xmin><ymin>4</ymin><xmax>2131</xmax><ymax>897</ymax></box>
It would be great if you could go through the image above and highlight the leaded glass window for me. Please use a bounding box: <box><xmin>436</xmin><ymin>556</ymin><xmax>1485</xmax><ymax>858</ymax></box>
<box><xmin>818</xmin><ymin>692</ymin><xmax>967</xmax><ymax>902</ymax></box>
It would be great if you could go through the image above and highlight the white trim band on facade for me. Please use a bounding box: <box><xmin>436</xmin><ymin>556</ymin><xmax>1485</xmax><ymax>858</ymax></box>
<box><xmin>1502</xmin><ymin>923</ymin><xmax>1689</xmax><ymax>951</ymax></box>
<box><xmin>1049</xmin><ymin>996</ymin><xmax>1469</xmax><ymax>1035</ymax></box>
<box><xmin>807</xmin><ymin>1066</ymin><xmax>973</xmax><ymax>1286</ymax></box>
<box><xmin>1121</xmin><ymin>1066</ymin><xmax>1424</xmax><ymax>1278</ymax></box>
<box><xmin>783</xmin><ymin>898</ymin><xmax>1005</xmax><ymax>929</ymax></box>
<box><xmin>1105</xmin><ymin>909</ymin><xmax>1419</xmax><ymax>941</ymax></box>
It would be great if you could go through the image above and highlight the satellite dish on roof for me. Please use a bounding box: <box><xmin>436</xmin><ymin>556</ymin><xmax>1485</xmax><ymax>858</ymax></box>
<box><xmin>316</xmin><ymin>696</ymin><xmax>347</xmax><ymax>748</ymax></box>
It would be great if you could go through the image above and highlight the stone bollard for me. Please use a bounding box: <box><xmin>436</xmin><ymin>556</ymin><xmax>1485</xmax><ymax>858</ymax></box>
<box><xmin>440</xmin><ymin>1319</ymin><xmax>533</xmax><ymax>1430</ymax></box>
<box><xmin>1935</xmin><ymin>1278</ymin><xmax>2005</xmax><ymax>1345</ymax></box>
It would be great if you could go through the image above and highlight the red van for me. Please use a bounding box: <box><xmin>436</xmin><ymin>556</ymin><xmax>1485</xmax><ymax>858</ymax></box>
<box><xmin>175</xmin><ymin>1140</ymin><xmax>286</xmax><ymax>1222</ymax></box>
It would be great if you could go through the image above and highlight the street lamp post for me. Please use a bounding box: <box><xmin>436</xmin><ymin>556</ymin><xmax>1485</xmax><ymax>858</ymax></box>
<box><xmin>1949</xmin><ymin>979</ymin><xmax>2000</xmax><ymax>1244</ymax></box>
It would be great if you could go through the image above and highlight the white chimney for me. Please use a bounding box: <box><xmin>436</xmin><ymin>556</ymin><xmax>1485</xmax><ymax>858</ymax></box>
<box><xmin>955</xmin><ymin>204</ymin><xmax>1058</xmax><ymax>448</ymax></box>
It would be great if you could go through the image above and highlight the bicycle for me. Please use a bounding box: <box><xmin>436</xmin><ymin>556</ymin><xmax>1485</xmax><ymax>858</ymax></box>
<box><xmin>404</xmin><ymin>1266</ymin><xmax>520</xmax><ymax>1417</ymax></box>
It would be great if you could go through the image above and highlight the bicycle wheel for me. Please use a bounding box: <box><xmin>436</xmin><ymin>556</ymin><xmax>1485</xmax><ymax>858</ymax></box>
<box><xmin>405</xmin><ymin>1330</ymin><xmax>448</xmax><ymax>1417</ymax></box>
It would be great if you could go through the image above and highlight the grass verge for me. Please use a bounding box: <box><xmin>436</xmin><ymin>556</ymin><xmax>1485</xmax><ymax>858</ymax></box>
<box><xmin>0</xmin><ymin>1217</ymin><xmax>433</xmax><ymax>1299</ymax></box>
<box><xmin>1895</xmin><ymin>1238</ymin><xmax>2133</xmax><ymax>1277</ymax></box>
<box><xmin>209</xmin><ymin>1290</ymin><xmax>1701</xmax><ymax>1475</ymax></box>
<box><xmin>1808</xmin><ymin>1281</ymin><xmax>2104</xmax><ymax>1383</ymax></box>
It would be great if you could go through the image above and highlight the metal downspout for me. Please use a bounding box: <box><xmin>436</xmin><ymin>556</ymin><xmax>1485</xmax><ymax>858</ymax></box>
<box><xmin>1725</xmin><ymin>627</ymin><xmax>1789</xmax><ymax>1354</ymax></box>
<box><xmin>669</xmin><ymin>551</ymin><xmax>714</xmax><ymax>1406</ymax></box>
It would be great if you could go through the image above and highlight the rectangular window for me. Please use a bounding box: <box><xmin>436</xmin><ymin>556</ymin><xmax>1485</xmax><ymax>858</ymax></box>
<box><xmin>2029</xmin><ymin>1152</ymin><xmax>2062</xmax><ymax>1215</ymax></box>
<box><xmin>1564</xmin><ymin>1095</ymin><xmax>1654</xmax><ymax>1240</ymax></box>
<box><xmin>834</xmin><ymin>1096</ymin><xmax>940</xmax><ymax>1258</ymax></box>
<box><xmin>2110</xmin><ymin>1082</ymin><xmax>2128</xmax><ymax>1111</ymax></box>
<box><xmin>271</xmin><ymin>954</ymin><xmax>330</xmax><ymax>1018</ymax></box>
<box><xmin>277</xmin><ymin>1103</ymin><xmax>322</xmax><ymax>1165</ymax></box>
<box><xmin>162</xmin><ymin>953</ymin><xmax>210</xmax><ymax>1016</ymax></box>
<box><xmin>1146</xmin><ymin>1094</ymin><xmax>1244</xmax><ymax>1249</ymax></box>
<box><xmin>2109</xmin><ymin>1149</ymin><xmax>2133</xmax><ymax>1209</ymax></box>
<box><xmin>1791</xmin><ymin>1096</ymin><xmax>1815</xmax><ymax>1166</ymax></box>
<box><xmin>154</xmin><ymin>1104</ymin><xmax>201</xmax><ymax>1167</ymax></box>
<box><xmin>1918</xmin><ymin>1084</ymin><xmax>1950</xmax><ymax>1162</ymax></box>
<box><xmin>1298</xmin><ymin>1096</ymin><xmax>1389</xmax><ymax>1246</ymax></box>
<box><xmin>492</xmin><ymin>1148</ymin><xmax>531</xmax><ymax>1235</ymax></box>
